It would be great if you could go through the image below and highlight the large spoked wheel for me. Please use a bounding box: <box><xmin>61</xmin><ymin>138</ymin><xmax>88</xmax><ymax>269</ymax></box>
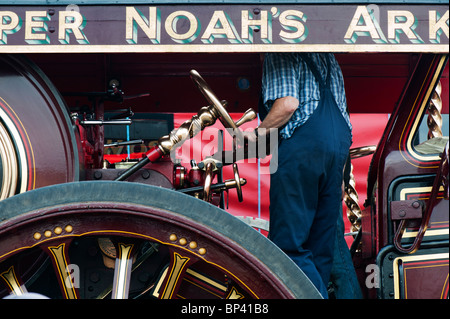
<box><xmin>0</xmin><ymin>181</ymin><xmax>320</xmax><ymax>299</ymax></box>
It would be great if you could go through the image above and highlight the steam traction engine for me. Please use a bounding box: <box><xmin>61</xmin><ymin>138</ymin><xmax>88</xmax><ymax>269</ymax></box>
<box><xmin>0</xmin><ymin>1</ymin><xmax>448</xmax><ymax>300</ymax></box>
<box><xmin>0</xmin><ymin>54</ymin><xmax>320</xmax><ymax>299</ymax></box>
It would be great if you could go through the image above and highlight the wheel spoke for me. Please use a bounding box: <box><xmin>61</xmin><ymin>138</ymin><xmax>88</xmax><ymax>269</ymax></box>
<box><xmin>111</xmin><ymin>243</ymin><xmax>135</xmax><ymax>299</ymax></box>
<box><xmin>226</xmin><ymin>287</ymin><xmax>245</xmax><ymax>299</ymax></box>
<box><xmin>159</xmin><ymin>252</ymin><xmax>192</xmax><ymax>299</ymax></box>
<box><xmin>0</xmin><ymin>266</ymin><xmax>28</xmax><ymax>296</ymax></box>
<box><xmin>45</xmin><ymin>241</ymin><xmax>79</xmax><ymax>299</ymax></box>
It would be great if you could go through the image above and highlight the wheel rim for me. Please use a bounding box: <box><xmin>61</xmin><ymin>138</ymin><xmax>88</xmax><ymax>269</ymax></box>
<box><xmin>0</xmin><ymin>121</ymin><xmax>18</xmax><ymax>200</ymax></box>
<box><xmin>0</xmin><ymin>182</ymin><xmax>321</xmax><ymax>299</ymax></box>
<box><xmin>0</xmin><ymin>54</ymin><xmax>79</xmax><ymax>198</ymax></box>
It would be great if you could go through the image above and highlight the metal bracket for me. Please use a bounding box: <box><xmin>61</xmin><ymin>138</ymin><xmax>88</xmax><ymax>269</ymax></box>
<box><xmin>390</xmin><ymin>200</ymin><xmax>423</xmax><ymax>220</ymax></box>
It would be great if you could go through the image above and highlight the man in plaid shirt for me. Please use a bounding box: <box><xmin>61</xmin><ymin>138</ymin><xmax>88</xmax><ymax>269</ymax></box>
<box><xmin>246</xmin><ymin>53</ymin><xmax>353</xmax><ymax>298</ymax></box>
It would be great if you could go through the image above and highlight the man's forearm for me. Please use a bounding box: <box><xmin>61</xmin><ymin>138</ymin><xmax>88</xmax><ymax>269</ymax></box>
<box><xmin>258</xmin><ymin>96</ymin><xmax>299</xmax><ymax>131</ymax></box>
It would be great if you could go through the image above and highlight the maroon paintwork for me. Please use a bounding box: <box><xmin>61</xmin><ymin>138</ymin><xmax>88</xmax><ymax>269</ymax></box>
<box><xmin>365</xmin><ymin>54</ymin><xmax>447</xmax><ymax>252</ymax></box>
<box><xmin>358</xmin><ymin>54</ymin><xmax>449</xmax><ymax>299</ymax></box>
<box><xmin>0</xmin><ymin>55</ymin><xmax>79</xmax><ymax>190</ymax></box>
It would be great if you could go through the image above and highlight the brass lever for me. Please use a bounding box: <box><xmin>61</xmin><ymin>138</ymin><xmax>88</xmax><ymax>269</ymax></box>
<box><xmin>235</xmin><ymin>109</ymin><xmax>257</xmax><ymax>127</ymax></box>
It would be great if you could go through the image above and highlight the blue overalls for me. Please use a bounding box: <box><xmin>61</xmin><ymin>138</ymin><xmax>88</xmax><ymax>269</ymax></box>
<box><xmin>267</xmin><ymin>54</ymin><xmax>352</xmax><ymax>298</ymax></box>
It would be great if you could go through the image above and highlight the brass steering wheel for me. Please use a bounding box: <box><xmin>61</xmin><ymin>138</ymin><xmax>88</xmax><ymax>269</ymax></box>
<box><xmin>190</xmin><ymin>70</ymin><xmax>244</xmax><ymax>144</ymax></box>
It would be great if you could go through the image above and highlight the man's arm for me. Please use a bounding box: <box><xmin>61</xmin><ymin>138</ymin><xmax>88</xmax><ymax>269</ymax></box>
<box><xmin>245</xmin><ymin>96</ymin><xmax>299</xmax><ymax>142</ymax></box>
<box><xmin>259</xmin><ymin>96</ymin><xmax>299</xmax><ymax>130</ymax></box>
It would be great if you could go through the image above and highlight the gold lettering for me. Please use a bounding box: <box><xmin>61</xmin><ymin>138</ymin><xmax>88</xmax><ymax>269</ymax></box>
<box><xmin>25</xmin><ymin>11</ymin><xmax>50</xmax><ymax>44</ymax></box>
<box><xmin>344</xmin><ymin>6</ymin><xmax>387</xmax><ymax>43</ymax></box>
<box><xmin>201</xmin><ymin>11</ymin><xmax>241</xmax><ymax>44</ymax></box>
<box><xmin>58</xmin><ymin>10</ymin><xmax>89</xmax><ymax>44</ymax></box>
<box><xmin>388</xmin><ymin>10</ymin><xmax>424</xmax><ymax>43</ymax></box>
<box><xmin>429</xmin><ymin>10</ymin><xmax>449</xmax><ymax>43</ymax></box>
<box><xmin>165</xmin><ymin>10</ymin><xmax>199</xmax><ymax>43</ymax></box>
<box><xmin>126</xmin><ymin>6</ymin><xmax>160</xmax><ymax>44</ymax></box>
<box><xmin>279</xmin><ymin>9</ymin><xmax>307</xmax><ymax>43</ymax></box>
<box><xmin>0</xmin><ymin>11</ymin><xmax>21</xmax><ymax>44</ymax></box>
<box><xmin>241</xmin><ymin>10</ymin><xmax>271</xmax><ymax>43</ymax></box>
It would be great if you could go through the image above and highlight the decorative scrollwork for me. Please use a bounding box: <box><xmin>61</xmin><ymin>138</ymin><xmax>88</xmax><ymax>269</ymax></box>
<box><xmin>344</xmin><ymin>145</ymin><xmax>376</xmax><ymax>233</ymax></box>
<box><xmin>344</xmin><ymin>164</ymin><xmax>362</xmax><ymax>233</ymax></box>
<box><xmin>427</xmin><ymin>81</ymin><xmax>442</xmax><ymax>139</ymax></box>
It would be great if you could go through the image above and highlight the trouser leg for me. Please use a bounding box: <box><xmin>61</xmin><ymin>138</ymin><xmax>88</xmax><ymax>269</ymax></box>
<box><xmin>329</xmin><ymin>208</ymin><xmax>364</xmax><ymax>299</ymax></box>
<box><xmin>269</xmin><ymin>134</ymin><xmax>330</xmax><ymax>297</ymax></box>
<box><xmin>305</xmin><ymin>157</ymin><xmax>344</xmax><ymax>292</ymax></box>
<box><xmin>268</xmin><ymin>118</ymin><xmax>350</xmax><ymax>298</ymax></box>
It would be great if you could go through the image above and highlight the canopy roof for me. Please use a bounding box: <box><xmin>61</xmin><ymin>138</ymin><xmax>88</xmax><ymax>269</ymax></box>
<box><xmin>1</xmin><ymin>1</ymin><xmax>447</xmax><ymax>53</ymax></box>
<box><xmin>1</xmin><ymin>0</ymin><xmax>448</xmax><ymax>4</ymax></box>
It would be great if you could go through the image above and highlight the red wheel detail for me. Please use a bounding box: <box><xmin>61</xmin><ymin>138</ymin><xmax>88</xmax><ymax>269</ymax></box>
<box><xmin>0</xmin><ymin>182</ymin><xmax>320</xmax><ymax>299</ymax></box>
<box><xmin>0</xmin><ymin>54</ymin><xmax>79</xmax><ymax>198</ymax></box>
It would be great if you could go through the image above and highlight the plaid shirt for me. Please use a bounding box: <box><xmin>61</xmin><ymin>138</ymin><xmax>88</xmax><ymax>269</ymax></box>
<box><xmin>262</xmin><ymin>53</ymin><xmax>352</xmax><ymax>139</ymax></box>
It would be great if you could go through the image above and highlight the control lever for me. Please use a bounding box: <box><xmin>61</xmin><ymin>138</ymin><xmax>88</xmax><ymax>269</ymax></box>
<box><xmin>198</xmin><ymin>158</ymin><xmax>223</xmax><ymax>202</ymax></box>
<box><xmin>179</xmin><ymin>163</ymin><xmax>246</xmax><ymax>202</ymax></box>
<box><xmin>104</xmin><ymin>139</ymin><xmax>144</xmax><ymax>148</ymax></box>
<box><xmin>108</xmin><ymin>108</ymin><xmax>134</xmax><ymax>120</ymax></box>
<box><xmin>80</xmin><ymin>119</ymin><xmax>132</xmax><ymax>125</ymax></box>
<box><xmin>235</xmin><ymin>109</ymin><xmax>257</xmax><ymax>128</ymax></box>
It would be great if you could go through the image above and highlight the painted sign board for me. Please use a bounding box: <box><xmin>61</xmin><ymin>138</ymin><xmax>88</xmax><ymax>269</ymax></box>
<box><xmin>0</xmin><ymin>4</ymin><xmax>448</xmax><ymax>53</ymax></box>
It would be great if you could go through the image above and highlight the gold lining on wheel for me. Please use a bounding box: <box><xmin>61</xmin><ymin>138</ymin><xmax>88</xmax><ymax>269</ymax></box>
<box><xmin>0</xmin><ymin>98</ymin><xmax>30</xmax><ymax>198</ymax></box>
<box><xmin>0</xmin><ymin>121</ymin><xmax>18</xmax><ymax>200</ymax></box>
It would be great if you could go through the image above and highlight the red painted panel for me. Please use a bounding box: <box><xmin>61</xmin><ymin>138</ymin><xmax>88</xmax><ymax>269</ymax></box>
<box><xmin>173</xmin><ymin>112</ymin><xmax>390</xmax><ymax>241</ymax></box>
<box><xmin>29</xmin><ymin>52</ymin><xmax>446</xmax><ymax>115</ymax></box>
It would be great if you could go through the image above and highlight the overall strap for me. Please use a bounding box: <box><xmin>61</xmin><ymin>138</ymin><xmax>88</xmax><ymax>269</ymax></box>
<box><xmin>300</xmin><ymin>53</ymin><xmax>331</xmax><ymax>88</ymax></box>
<box><xmin>258</xmin><ymin>93</ymin><xmax>268</xmax><ymax>121</ymax></box>
<box><xmin>324</xmin><ymin>54</ymin><xmax>332</xmax><ymax>87</ymax></box>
